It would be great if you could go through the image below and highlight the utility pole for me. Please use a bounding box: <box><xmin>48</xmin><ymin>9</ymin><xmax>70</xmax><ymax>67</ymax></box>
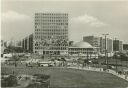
<box><xmin>102</xmin><ymin>34</ymin><xmax>109</xmax><ymax>69</ymax></box>
<box><xmin>126</xmin><ymin>54</ymin><xmax>128</xmax><ymax>67</ymax></box>
<box><xmin>114</xmin><ymin>38</ymin><xmax>118</xmax><ymax>73</ymax></box>
<box><xmin>87</xmin><ymin>48</ymin><xmax>89</xmax><ymax>67</ymax></box>
<box><xmin>87</xmin><ymin>48</ymin><xmax>89</xmax><ymax>61</ymax></box>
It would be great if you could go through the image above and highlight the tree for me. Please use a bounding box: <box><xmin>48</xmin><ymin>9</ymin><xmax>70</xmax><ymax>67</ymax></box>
<box><xmin>92</xmin><ymin>59</ymin><xmax>99</xmax><ymax>64</ymax></box>
<box><xmin>4</xmin><ymin>46</ymin><xmax>24</xmax><ymax>53</ymax></box>
<box><xmin>11</xmin><ymin>55</ymin><xmax>20</xmax><ymax>67</ymax></box>
<box><xmin>83</xmin><ymin>59</ymin><xmax>90</xmax><ymax>66</ymax></box>
<box><xmin>2</xmin><ymin>75</ymin><xmax>18</xmax><ymax>87</ymax></box>
<box><xmin>114</xmin><ymin>52</ymin><xmax>128</xmax><ymax>61</ymax></box>
<box><xmin>120</xmin><ymin>53</ymin><xmax>128</xmax><ymax>61</ymax></box>
<box><xmin>77</xmin><ymin>58</ymin><xmax>84</xmax><ymax>67</ymax></box>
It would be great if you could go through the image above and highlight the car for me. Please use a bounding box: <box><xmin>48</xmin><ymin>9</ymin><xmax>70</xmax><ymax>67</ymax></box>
<box><xmin>38</xmin><ymin>61</ymin><xmax>52</xmax><ymax>67</ymax></box>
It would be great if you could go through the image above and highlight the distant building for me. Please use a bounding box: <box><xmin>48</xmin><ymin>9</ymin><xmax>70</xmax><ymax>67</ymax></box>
<box><xmin>17</xmin><ymin>41</ymin><xmax>22</xmax><ymax>47</ymax></box>
<box><xmin>68</xmin><ymin>41</ymin><xmax>98</xmax><ymax>59</ymax></box>
<box><xmin>29</xmin><ymin>34</ymin><xmax>33</xmax><ymax>53</ymax></box>
<box><xmin>34</xmin><ymin>13</ymin><xmax>69</xmax><ymax>56</ymax></box>
<box><xmin>22</xmin><ymin>34</ymin><xmax>33</xmax><ymax>53</ymax></box>
<box><xmin>113</xmin><ymin>40</ymin><xmax>123</xmax><ymax>52</ymax></box>
<box><xmin>100</xmin><ymin>37</ymin><xmax>113</xmax><ymax>53</ymax></box>
<box><xmin>107</xmin><ymin>38</ymin><xmax>113</xmax><ymax>53</ymax></box>
<box><xmin>123</xmin><ymin>44</ymin><xmax>128</xmax><ymax>51</ymax></box>
<box><xmin>22</xmin><ymin>39</ymin><xmax>25</xmax><ymax>50</ymax></box>
<box><xmin>1</xmin><ymin>40</ymin><xmax>7</xmax><ymax>54</ymax></box>
<box><xmin>83</xmin><ymin>35</ymin><xmax>113</xmax><ymax>53</ymax></box>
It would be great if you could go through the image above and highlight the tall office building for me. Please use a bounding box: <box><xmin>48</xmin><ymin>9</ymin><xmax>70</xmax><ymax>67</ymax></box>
<box><xmin>100</xmin><ymin>37</ymin><xmax>113</xmax><ymax>53</ymax></box>
<box><xmin>34</xmin><ymin>13</ymin><xmax>69</xmax><ymax>55</ymax></box>
<box><xmin>22</xmin><ymin>34</ymin><xmax>33</xmax><ymax>53</ymax></box>
<box><xmin>106</xmin><ymin>38</ymin><xmax>113</xmax><ymax>53</ymax></box>
<box><xmin>113</xmin><ymin>40</ymin><xmax>123</xmax><ymax>52</ymax></box>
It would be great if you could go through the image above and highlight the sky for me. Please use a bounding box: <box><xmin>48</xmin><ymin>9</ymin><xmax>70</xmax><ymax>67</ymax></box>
<box><xmin>1</xmin><ymin>0</ymin><xmax>128</xmax><ymax>43</ymax></box>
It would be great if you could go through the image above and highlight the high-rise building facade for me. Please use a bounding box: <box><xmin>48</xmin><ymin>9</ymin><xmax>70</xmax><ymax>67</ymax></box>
<box><xmin>123</xmin><ymin>44</ymin><xmax>128</xmax><ymax>51</ymax></box>
<box><xmin>100</xmin><ymin>37</ymin><xmax>113</xmax><ymax>53</ymax></box>
<box><xmin>34</xmin><ymin>13</ymin><xmax>69</xmax><ymax>55</ymax></box>
<box><xmin>107</xmin><ymin>38</ymin><xmax>113</xmax><ymax>53</ymax></box>
<box><xmin>22</xmin><ymin>34</ymin><xmax>33</xmax><ymax>53</ymax></box>
<box><xmin>113</xmin><ymin>40</ymin><xmax>123</xmax><ymax>52</ymax></box>
<box><xmin>28</xmin><ymin>34</ymin><xmax>33</xmax><ymax>53</ymax></box>
<box><xmin>83</xmin><ymin>36</ymin><xmax>113</xmax><ymax>53</ymax></box>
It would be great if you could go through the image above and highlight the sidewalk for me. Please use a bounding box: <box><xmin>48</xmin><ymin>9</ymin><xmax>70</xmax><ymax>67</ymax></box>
<box><xmin>68</xmin><ymin>66</ymin><xmax>128</xmax><ymax>81</ymax></box>
<box><xmin>108</xmin><ymin>69</ymin><xmax>128</xmax><ymax>81</ymax></box>
<box><xmin>68</xmin><ymin>66</ymin><xmax>104</xmax><ymax>72</ymax></box>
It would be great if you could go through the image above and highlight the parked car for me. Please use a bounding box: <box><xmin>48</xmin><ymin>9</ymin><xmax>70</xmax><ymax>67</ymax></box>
<box><xmin>38</xmin><ymin>61</ymin><xmax>53</xmax><ymax>67</ymax></box>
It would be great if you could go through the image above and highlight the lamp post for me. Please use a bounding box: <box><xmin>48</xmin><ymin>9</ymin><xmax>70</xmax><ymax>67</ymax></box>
<box><xmin>102</xmin><ymin>34</ymin><xmax>109</xmax><ymax>69</ymax></box>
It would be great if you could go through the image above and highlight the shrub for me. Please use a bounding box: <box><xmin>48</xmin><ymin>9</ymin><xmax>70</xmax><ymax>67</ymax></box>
<box><xmin>1</xmin><ymin>75</ymin><xmax>18</xmax><ymax>87</ymax></box>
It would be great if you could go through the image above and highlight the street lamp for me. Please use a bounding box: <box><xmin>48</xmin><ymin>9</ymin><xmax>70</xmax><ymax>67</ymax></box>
<box><xmin>102</xmin><ymin>34</ymin><xmax>109</xmax><ymax>69</ymax></box>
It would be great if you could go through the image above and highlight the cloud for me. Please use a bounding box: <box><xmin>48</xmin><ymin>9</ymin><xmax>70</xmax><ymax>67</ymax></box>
<box><xmin>2</xmin><ymin>11</ymin><xmax>31</xmax><ymax>22</ymax></box>
<box><xmin>71</xmin><ymin>14</ymin><xmax>107</xmax><ymax>27</ymax></box>
<box><xmin>1</xmin><ymin>11</ymin><xmax>33</xmax><ymax>41</ymax></box>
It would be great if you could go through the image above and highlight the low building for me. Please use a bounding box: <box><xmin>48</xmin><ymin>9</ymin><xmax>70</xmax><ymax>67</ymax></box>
<box><xmin>68</xmin><ymin>41</ymin><xmax>98</xmax><ymax>59</ymax></box>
